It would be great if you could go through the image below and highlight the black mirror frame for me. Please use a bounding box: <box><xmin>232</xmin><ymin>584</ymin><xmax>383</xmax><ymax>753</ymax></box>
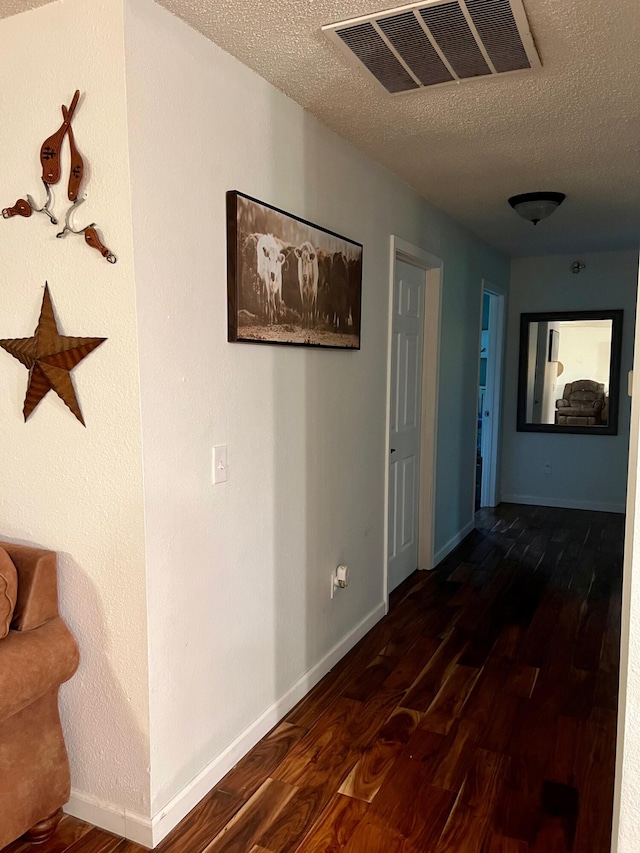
<box><xmin>517</xmin><ymin>309</ymin><xmax>624</xmax><ymax>436</ymax></box>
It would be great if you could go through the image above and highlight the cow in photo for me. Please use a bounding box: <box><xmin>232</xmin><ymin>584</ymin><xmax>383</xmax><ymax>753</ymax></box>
<box><xmin>348</xmin><ymin>257</ymin><xmax>362</xmax><ymax>335</ymax></box>
<box><xmin>317</xmin><ymin>251</ymin><xmax>333</xmax><ymax>325</ymax></box>
<box><xmin>282</xmin><ymin>246</ymin><xmax>303</xmax><ymax>316</ymax></box>
<box><xmin>257</xmin><ymin>234</ymin><xmax>285</xmax><ymax>324</ymax></box>
<box><xmin>328</xmin><ymin>251</ymin><xmax>349</xmax><ymax>331</ymax></box>
<box><xmin>295</xmin><ymin>241</ymin><xmax>319</xmax><ymax>328</ymax></box>
<box><xmin>238</xmin><ymin>233</ymin><xmax>263</xmax><ymax>316</ymax></box>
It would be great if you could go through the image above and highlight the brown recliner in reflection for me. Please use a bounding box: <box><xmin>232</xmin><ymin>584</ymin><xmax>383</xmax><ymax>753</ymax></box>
<box><xmin>555</xmin><ymin>379</ymin><xmax>606</xmax><ymax>426</ymax></box>
<box><xmin>0</xmin><ymin>542</ymin><xmax>79</xmax><ymax>847</ymax></box>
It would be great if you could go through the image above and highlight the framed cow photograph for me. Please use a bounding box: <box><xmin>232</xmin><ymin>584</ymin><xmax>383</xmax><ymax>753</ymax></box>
<box><xmin>226</xmin><ymin>190</ymin><xmax>362</xmax><ymax>349</ymax></box>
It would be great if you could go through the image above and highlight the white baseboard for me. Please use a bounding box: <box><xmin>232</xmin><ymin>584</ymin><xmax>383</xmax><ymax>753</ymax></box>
<box><xmin>501</xmin><ymin>494</ymin><xmax>625</xmax><ymax>514</ymax></box>
<box><xmin>65</xmin><ymin>791</ymin><xmax>152</xmax><ymax>847</ymax></box>
<box><xmin>432</xmin><ymin>519</ymin><xmax>475</xmax><ymax>567</ymax></box>
<box><xmin>67</xmin><ymin>601</ymin><xmax>386</xmax><ymax>849</ymax></box>
<box><xmin>150</xmin><ymin>600</ymin><xmax>385</xmax><ymax>846</ymax></box>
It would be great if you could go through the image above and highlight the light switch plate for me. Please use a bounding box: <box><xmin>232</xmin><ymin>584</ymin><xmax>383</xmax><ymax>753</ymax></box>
<box><xmin>213</xmin><ymin>445</ymin><xmax>228</xmax><ymax>484</ymax></box>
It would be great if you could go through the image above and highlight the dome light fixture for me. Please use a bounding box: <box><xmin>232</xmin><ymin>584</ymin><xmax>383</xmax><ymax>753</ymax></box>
<box><xmin>508</xmin><ymin>191</ymin><xmax>566</xmax><ymax>226</ymax></box>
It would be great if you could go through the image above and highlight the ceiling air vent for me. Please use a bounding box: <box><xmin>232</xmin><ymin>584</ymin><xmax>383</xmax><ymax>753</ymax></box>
<box><xmin>323</xmin><ymin>0</ymin><xmax>540</xmax><ymax>95</ymax></box>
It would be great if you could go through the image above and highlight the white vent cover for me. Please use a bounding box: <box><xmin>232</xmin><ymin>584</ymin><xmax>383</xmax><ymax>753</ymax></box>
<box><xmin>322</xmin><ymin>0</ymin><xmax>540</xmax><ymax>95</ymax></box>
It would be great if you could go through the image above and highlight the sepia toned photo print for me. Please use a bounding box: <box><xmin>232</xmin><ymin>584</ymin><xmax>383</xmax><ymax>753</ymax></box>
<box><xmin>227</xmin><ymin>191</ymin><xmax>362</xmax><ymax>349</ymax></box>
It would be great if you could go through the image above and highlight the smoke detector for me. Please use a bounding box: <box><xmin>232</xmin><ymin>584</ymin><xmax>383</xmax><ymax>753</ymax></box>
<box><xmin>322</xmin><ymin>0</ymin><xmax>541</xmax><ymax>95</ymax></box>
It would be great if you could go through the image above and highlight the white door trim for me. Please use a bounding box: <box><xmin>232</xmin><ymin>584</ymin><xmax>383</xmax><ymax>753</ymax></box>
<box><xmin>479</xmin><ymin>283</ymin><xmax>506</xmax><ymax>508</ymax></box>
<box><xmin>384</xmin><ymin>236</ymin><xmax>443</xmax><ymax>610</ymax></box>
<box><xmin>419</xmin><ymin>265</ymin><xmax>442</xmax><ymax>570</ymax></box>
<box><xmin>611</xmin><ymin>258</ymin><xmax>640</xmax><ymax>853</ymax></box>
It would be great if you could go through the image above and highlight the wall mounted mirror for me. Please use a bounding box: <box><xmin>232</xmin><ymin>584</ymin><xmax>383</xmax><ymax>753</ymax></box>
<box><xmin>517</xmin><ymin>310</ymin><xmax>623</xmax><ymax>435</ymax></box>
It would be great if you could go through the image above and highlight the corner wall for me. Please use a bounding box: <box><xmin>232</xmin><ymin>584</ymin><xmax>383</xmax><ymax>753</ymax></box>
<box><xmin>0</xmin><ymin>0</ymin><xmax>150</xmax><ymax>828</ymax></box>
<box><xmin>615</xmin><ymin>254</ymin><xmax>640</xmax><ymax>853</ymax></box>
<box><xmin>501</xmin><ymin>250</ymin><xmax>638</xmax><ymax>512</ymax></box>
<box><xmin>0</xmin><ymin>0</ymin><xmax>510</xmax><ymax>841</ymax></box>
<box><xmin>123</xmin><ymin>0</ymin><xmax>509</xmax><ymax>837</ymax></box>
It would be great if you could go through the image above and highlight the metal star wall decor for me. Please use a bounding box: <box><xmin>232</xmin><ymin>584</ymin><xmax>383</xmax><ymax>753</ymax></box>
<box><xmin>0</xmin><ymin>283</ymin><xmax>106</xmax><ymax>425</ymax></box>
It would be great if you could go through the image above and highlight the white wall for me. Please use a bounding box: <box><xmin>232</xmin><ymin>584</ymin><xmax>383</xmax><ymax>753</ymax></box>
<box><xmin>0</xmin><ymin>0</ymin><xmax>509</xmax><ymax>841</ymax></box>
<box><xmin>557</xmin><ymin>321</ymin><xmax>613</xmax><ymax>391</ymax></box>
<box><xmin>124</xmin><ymin>0</ymin><xmax>509</xmax><ymax>833</ymax></box>
<box><xmin>615</xmin><ymin>259</ymin><xmax>640</xmax><ymax>853</ymax></box>
<box><xmin>0</xmin><ymin>0</ymin><xmax>150</xmax><ymax>824</ymax></box>
<box><xmin>501</xmin><ymin>250</ymin><xmax>638</xmax><ymax>512</ymax></box>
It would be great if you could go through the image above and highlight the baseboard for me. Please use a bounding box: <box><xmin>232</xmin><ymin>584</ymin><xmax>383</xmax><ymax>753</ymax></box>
<box><xmin>65</xmin><ymin>791</ymin><xmax>152</xmax><ymax>847</ymax></box>
<box><xmin>432</xmin><ymin>519</ymin><xmax>475</xmax><ymax>567</ymax></box>
<box><xmin>501</xmin><ymin>494</ymin><xmax>626</xmax><ymax>514</ymax></box>
<box><xmin>150</xmin><ymin>599</ymin><xmax>385</xmax><ymax>846</ymax></box>
<box><xmin>65</xmin><ymin>601</ymin><xmax>385</xmax><ymax>848</ymax></box>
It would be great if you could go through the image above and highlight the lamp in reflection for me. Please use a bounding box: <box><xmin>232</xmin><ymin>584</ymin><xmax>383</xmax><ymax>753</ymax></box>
<box><xmin>508</xmin><ymin>192</ymin><xmax>566</xmax><ymax>225</ymax></box>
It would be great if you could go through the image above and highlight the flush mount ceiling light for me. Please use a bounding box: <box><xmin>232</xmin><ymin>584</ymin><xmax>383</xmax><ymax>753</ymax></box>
<box><xmin>508</xmin><ymin>191</ymin><xmax>566</xmax><ymax>225</ymax></box>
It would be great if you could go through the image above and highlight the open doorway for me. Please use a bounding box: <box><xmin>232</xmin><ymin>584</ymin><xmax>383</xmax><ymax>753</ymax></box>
<box><xmin>385</xmin><ymin>237</ymin><xmax>442</xmax><ymax>600</ymax></box>
<box><xmin>476</xmin><ymin>283</ymin><xmax>505</xmax><ymax>511</ymax></box>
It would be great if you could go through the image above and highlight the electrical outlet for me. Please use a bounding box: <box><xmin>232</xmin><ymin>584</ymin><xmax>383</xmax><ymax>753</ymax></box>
<box><xmin>543</xmin><ymin>462</ymin><xmax>552</xmax><ymax>475</ymax></box>
<box><xmin>330</xmin><ymin>565</ymin><xmax>349</xmax><ymax>599</ymax></box>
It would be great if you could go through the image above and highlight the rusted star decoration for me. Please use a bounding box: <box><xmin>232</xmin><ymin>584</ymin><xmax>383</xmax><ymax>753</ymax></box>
<box><xmin>0</xmin><ymin>283</ymin><xmax>106</xmax><ymax>425</ymax></box>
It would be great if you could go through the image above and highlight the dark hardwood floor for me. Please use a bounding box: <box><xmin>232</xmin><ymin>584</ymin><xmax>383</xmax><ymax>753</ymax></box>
<box><xmin>2</xmin><ymin>503</ymin><xmax>622</xmax><ymax>852</ymax></box>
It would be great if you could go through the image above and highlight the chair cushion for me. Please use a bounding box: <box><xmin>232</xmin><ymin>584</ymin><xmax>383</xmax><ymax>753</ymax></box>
<box><xmin>0</xmin><ymin>548</ymin><xmax>18</xmax><ymax>640</ymax></box>
<box><xmin>568</xmin><ymin>390</ymin><xmax>599</xmax><ymax>406</ymax></box>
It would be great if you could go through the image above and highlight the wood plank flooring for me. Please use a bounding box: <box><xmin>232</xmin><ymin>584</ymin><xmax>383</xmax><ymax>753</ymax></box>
<box><xmin>2</xmin><ymin>504</ymin><xmax>622</xmax><ymax>853</ymax></box>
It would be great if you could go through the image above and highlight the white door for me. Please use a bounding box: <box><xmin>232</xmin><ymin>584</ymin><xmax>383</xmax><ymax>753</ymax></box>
<box><xmin>388</xmin><ymin>260</ymin><xmax>425</xmax><ymax>591</ymax></box>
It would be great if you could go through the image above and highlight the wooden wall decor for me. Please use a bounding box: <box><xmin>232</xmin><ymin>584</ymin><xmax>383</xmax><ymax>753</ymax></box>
<box><xmin>2</xmin><ymin>91</ymin><xmax>117</xmax><ymax>264</ymax></box>
<box><xmin>41</xmin><ymin>90</ymin><xmax>80</xmax><ymax>186</ymax></box>
<box><xmin>0</xmin><ymin>283</ymin><xmax>106</xmax><ymax>425</ymax></box>
<box><xmin>56</xmin><ymin>200</ymin><xmax>117</xmax><ymax>264</ymax></box>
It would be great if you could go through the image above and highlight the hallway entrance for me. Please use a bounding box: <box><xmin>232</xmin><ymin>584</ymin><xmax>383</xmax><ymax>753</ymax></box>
<box><xmin>24</xmin><ymin>503</ymin><xmax>621</xmax><ymax>853</ymax></box>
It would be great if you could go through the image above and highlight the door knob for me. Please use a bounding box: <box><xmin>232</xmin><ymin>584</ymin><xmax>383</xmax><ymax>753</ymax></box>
<box><xmin>390</xmin><ymin>448</ymin><xmax>396</xmax><ymax>454</ymax></box>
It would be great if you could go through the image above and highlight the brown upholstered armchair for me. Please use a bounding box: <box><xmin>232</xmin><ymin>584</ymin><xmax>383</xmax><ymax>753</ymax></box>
<box><xmin>555</xmin><ymin>379</ymin><xmax>607</xmax><ymax>426</ymax></box>
<box><xmin>0</xmin><ymin>542</ymin><xmax>79</xmax><ymax>848</ymax></box>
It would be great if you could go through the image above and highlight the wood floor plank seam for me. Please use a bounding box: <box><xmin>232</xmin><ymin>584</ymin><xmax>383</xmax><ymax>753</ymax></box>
<box><xmin>2</xmin><ymin>504</ymin><xmax>621</xmax><ymax>853</ymax></box>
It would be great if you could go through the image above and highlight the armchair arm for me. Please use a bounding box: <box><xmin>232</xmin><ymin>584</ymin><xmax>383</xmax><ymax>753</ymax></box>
<box><xmin>594</xmin><ymin>400</ymin><xmax>604</xmax><ymax>412</ymax></box>
<box><xmin>556</xmin><ymin>399</ymin><xmax>569</xmax><ymax>408</ymax></box>
<box><xmin>0</xmin><ymin>542</ymin><xmax>58</xmax><ymax>630</ymax></box>
<box><xmin>0</xmin><ymin>616</ymin><xmax>79</xmax><ymax>723</ymax></box>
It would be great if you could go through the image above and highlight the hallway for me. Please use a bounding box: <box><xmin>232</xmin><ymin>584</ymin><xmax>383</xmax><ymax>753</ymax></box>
<box><xmin>4</xmin><ymin>503</ymin><xmax>622</xmax><ymax>853</ymax></box>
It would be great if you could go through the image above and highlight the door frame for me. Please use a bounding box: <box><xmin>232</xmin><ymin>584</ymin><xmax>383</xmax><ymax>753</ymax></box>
<box><xmin>611</xmin><ymin>259</ymin><xmax>640</xmax><ymax>852</ymax></box>
<box><xmin>478</xmin><ymin>283</ymin><xmax>506</xmax><ymax>508</ymax></box>
<box><xmin>384</xmin><ymin>236</ymin><xmax>443</xmax><ymax>609</ymax></box>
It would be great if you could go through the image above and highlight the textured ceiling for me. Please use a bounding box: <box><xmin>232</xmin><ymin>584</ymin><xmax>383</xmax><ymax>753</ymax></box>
<box><xmin>3</xmin><ymin>0</ymin><xmax>639</xmax><ymax>257</ymax></box>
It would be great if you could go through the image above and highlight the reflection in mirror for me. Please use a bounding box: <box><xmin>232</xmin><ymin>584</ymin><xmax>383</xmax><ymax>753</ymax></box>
<box><xmin>527</xmin><ymin>319</ymin><xmax>612</xmax><ymax>425</ymax></box>
<box><xmin>517</xmin><ymin>311</ymin><xmax>623</xmax><ymax>435</ymax></box>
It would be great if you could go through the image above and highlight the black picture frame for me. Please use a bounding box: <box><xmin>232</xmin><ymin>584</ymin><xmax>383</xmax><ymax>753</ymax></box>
<box><xmin>517</xmin><ymin>309</ymin><xmax>624</xmax><ymax>435</ymax></box>
<box><xmin>226</xmin><ymin>190</ymin><xmax>362</xmax><ymax>349</ymax></box>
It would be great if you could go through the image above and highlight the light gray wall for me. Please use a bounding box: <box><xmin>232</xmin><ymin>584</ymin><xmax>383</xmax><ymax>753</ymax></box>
<box><xmin>433</xmin><ymin>243</ymin><xmax>508</xmax><ymax>555</ymax></box>
<box><xmin>501</xmin><ymin>250</ymin><xmax>639</xmax><ymax>512</ymax></box>
<box><xmin>125</xmin><ymin>0</ymin><xmax>509</xmax><ymax>820</ymax></box>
